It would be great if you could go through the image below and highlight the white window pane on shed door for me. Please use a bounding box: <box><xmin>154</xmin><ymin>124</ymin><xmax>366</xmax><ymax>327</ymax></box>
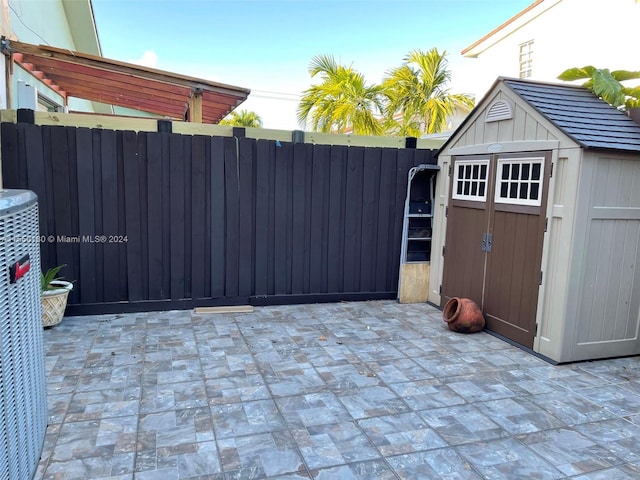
<box><xmin>495</xmin><ymin>157</ymin><xmax>544</xmax><ymax>207</ymax></box>
<box><xmin>452</xmin><ymin>159</ymin><xmax>490</xmax><ymax>202</ymax></box>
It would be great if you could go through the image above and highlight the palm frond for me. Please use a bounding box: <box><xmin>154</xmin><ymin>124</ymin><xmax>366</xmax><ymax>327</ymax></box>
<box><xmin>381</xmin><ymin>48</ymin><xmax>468</xmax><ymax>135</ymax></box>
<box><xmin>298</xmin><ymin>55</ymin><xmax>385</xmax><ymax>135</ymax></box>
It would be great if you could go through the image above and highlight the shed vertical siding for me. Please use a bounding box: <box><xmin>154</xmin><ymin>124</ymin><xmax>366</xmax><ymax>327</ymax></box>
<box><xmin>573</xmin><ymin>155</ymin><xmax>640</xmax><ymax>354</ymax></box>
<box><xmin>451</xmin><ymin>90</ymin><xmax>564</xmax><ymax>149</ymax></box>
<box><xmin>536</xmin><ymin>151</ymin><xmax>581</xmax><ymax>359</ymax></box>
<box><xmin>578</xmin><ymin>218</ymin><xmax>640</xmax><ymax>342</ymax></box>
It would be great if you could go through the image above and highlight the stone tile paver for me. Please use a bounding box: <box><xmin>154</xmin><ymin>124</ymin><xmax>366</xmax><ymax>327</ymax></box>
<box><xmin>35</xmin><ymin>301</ymin><xmax>640</xmax><ymax>479</ymax></box>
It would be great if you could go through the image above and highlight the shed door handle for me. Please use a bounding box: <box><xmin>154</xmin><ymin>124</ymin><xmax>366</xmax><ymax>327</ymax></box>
<box><xmin>481</xmin><ymin>233</ymin><xmax>493</xmax><ymax>252</ymax></box>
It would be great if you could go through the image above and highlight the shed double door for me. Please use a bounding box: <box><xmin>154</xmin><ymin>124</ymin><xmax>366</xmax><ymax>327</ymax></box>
<box><xmin>441</xmin><ymin>151</ymin><xmax>551</xmax><ymax>348</ymax></box>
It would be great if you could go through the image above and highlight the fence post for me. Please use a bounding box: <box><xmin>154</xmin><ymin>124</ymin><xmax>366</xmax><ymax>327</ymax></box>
<box><xmin>405</xmin><ymin>137</ymin><xmax>417</xmax><ymax>149</ymax></box>
<box><xmin>157</xmin><ymin>119</ymin><xmax>172</xmax><ymax>133</ymax></box>
<box><xmin>292</xmin><ymin>130</ymin><xmax>304</xmax><ymax>144</ymax></box>
<box><xmin>17</xmin><ymin>108</ymin><xmax>34</xmax><ymax>124</ymax></box>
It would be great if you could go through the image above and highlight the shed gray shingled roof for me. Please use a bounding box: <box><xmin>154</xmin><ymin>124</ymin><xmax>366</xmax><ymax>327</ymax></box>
<box><xmin>503</xmin><ymin>78</ymin><xmax>640</xmax><ymax>152</ymax></box>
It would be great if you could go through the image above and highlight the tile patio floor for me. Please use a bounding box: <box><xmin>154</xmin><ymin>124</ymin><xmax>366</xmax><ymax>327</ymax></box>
<box><xmin>36</xmin><ymin>300</ymin><xmax>640</xmax><ymax>479</ymax></box>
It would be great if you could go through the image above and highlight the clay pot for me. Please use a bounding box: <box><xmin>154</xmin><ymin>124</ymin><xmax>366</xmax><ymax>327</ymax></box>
<box><xmin>442</xmin><ymin>297</ymin><xmax>485</xmax><ymax>333</ymax></box>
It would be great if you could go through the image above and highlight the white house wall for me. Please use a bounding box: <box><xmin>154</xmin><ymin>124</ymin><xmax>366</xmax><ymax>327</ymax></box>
<box><xmin>12</xmin><ymin>65</ymin><xmax>64</xmax><ymax>110</ymax></box>
<box><xmin>8</xmin><ymin>0</ymin><xmax>76</xmax><ymax>49</ymax></box>
<box><xmin>6</xmin><ymin>0</ymin><xmax>98</xmax><ymax>112</ymax></box>
<box><xmin>560</xmin><ymin>152</ymin><xmax>640</xmax><ymax>362</ymax></box>
<box><xmin>462</xmin><ymin>0</ymin><xmax>640</xmax><ymax>102</ymax></box>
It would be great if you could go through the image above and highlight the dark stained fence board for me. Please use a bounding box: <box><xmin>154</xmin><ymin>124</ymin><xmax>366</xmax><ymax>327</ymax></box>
<box><xmin>99</xmin><ymin>129</ymin><xmax>120</xmax><ymax>302</ymax></box>
<box><xmin>308</xmin><ymin>144</ymin><xmax>329</xmax><ymax>293</ymax></box>
<box><xmin>146</xmin><ymin>133</ymin><xmax>164</xmax><ymax>300</ymax></box>
<box><xmin>190</xmin><ymin>135</ymin><xmax>207</xmax><ymax>299</ymax></box>
<box><xmin>266</xmin><ymin>142</ymin><xmax>277</xmax><ymax>295</ymax></box>
<box><xmin>223</xmin><ymin>136</ymin><xmax>240</xmax><ymax>297</ymax></box>
<box><xmin>375</xmin><ymin>148</ymin><xmax>397</xmax><ymax>291</ymax></box>
<box><xmin>122</xmin><ymin>130</ymin><xmax>143</xmax><ymax>301</ymax></box>
<box><xmin>253</xmin><ymin>140</ymin><xmax>271</xmax><ymax>296</ymax></box>
<box><xmin>160</xmin><ymin>134</ymin><xmax>172</xmax><ymax>299</ymax></box>
<box><xmin>40</xmin><ymin>127</ymin><xmax>56</xmax><ymax>270</ymax></box>
<box><xmin>327</xmin><ymin>146</ymin><xmax>346</xmax><ymax>293</ymax></box>
<box><xmin>182</xmin><ymin>137</ymin><xmax>193</xmax><ymax>299</ymax></box>
<box><xmin>1</xmin><ymin>123</ymin><xmax>19</xmax><ymax>188</ymax></box>
<box><xmin>343</xmin><ymin>147</ymin><xmax>365</xmax><ymax>292</ymax></box>
<box><xmin>15</xmin><ymin>125</ymin><xmax>29</xmax><ymax>191</ymax></box>
<box><xmin>137</xmin><ymin>134</ymin><xmax>150</xmax><ymax>301</ymax></box>
<box><xmin>32</xmin><ymin>127</ymin><xmax>56</xmax><ymax>270</ymax></box>
<box><xmin>203</xmin><ymin>138</ymin><xmax>212</xmax><ymax>296</ymax></box>
<box><xmin>209</xmin><ymin>136</ymin><xmax>226</xmax><ymax>298</ymax></box>
<box><xmin>48</xmin><ymin>127</ymin><xmax>76</xmax><ymax>300</ymax></box>
<box><xmin>169</xmin><ymin>134</ymin><xmax>186</xmax><ymax>300</ymax></box>
<box><xmin>238</xmin><ymin>137</ymin><xmax>255</xmax><ymax>297</ymax></box>
<box><xmin>420</xmin><ymin>149</ymin><xmax>435</xmax><ymax>167</ymax></box>
<box><xmin>291</xmin><ymin>143</ymin><xmax>307</xmax><ymax>295</ymax></box>
<box><xmin>302</xmin><ymin>143</ymin><xmax>314</xmax><ymax>294</ymax></box>
<box><xmin>284</xmin><ymin>143</ymin><xmax>295</xmax><ymax>294</ymax></box>
<box><xmin>273</xmin><ymin>142</ymin><xmax>291</xmax><ymax>295</ymax></box>
<box><xmin>116</xmin><ymin>132</ymin><xmax>127</xmax><ymax>300</ymax></box>
<box><xmin>23</xmin><ymin>125</ymin><xmax>47</xmax><ymax>232</ymax></box>
<box><xmin>75</xmin><ymin>128</ymin><xmax>97</xmax><ymax>303</ymax></box>
<box><xmin>91</xmin><ymin>129</ymin><xmax>105</xmax><ymax>302</ymax></box>
<box><xmin>1</xmin><ymin>121</ymin><xmax>437</xmax><ymax>313</ymax></box>
<box><xmin>21</xmin><ymin>126</ymin><xmax>50</xmax><ymax>271</ymax></box>
<box><xmin>360</xmin><ymin>148</ymin><xmax>381</xmax><ymax>292</ymax></box>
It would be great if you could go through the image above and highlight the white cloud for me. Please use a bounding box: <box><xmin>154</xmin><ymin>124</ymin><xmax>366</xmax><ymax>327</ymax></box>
<box><xmin>129</xmin><ymin>50</ymin><xmax>158</xmax><ymax>68</ymax></box>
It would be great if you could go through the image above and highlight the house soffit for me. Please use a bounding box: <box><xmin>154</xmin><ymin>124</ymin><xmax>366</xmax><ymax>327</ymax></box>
<box><xmin>1</xmin><ymin>38</ymin><xmax>250</xmax><ymax>123</ymax></box>
<box><xmin>61</xmin><ymin>0</ymin><xmax>102</xmax><ymax>57</ymax></box>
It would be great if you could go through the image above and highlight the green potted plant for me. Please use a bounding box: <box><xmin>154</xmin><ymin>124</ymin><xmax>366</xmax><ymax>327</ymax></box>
<box><xmin>41</xmin><ymin>265</ymin><xmax>73</xmax><ymax>327</ymax></box>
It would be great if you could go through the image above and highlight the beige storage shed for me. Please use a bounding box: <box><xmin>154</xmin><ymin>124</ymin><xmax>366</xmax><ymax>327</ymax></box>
<box><xmin>430</xmin><ymin>77</ymin><xmax>640</xmax><ymax>363</ymax></box>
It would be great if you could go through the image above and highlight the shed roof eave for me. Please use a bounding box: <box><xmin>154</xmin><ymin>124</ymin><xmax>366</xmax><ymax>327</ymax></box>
<box><xmin>503</xmin><ymin>77</ymin><xmax>640</xmax><ymax>153</ymax></box>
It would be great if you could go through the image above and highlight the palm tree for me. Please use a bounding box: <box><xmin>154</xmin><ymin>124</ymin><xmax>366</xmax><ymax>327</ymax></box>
<box><xmin>382</xmin><ymin>48</ymin><xmax>474</xmax><ymax>136</ymax></box>
<box><xmin>297</xmin><ymin>54</ymin><xmax>385</xmax><ymax>135</ymax></box>
<box><xmin>219</xmin><ymin>110</ymin><xmax>263</xmax><ymax>127</ymax></box>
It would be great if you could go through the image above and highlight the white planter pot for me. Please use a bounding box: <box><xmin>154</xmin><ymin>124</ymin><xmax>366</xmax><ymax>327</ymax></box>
<box><xmin>41</xmin><ymin>280</ymin><xmax>73</xmax><ymax>327</ymax></box>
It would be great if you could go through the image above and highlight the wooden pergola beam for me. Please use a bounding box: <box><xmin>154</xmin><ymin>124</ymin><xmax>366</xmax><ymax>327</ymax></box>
<box><xmin>188</xmin><ymin>90</ymin><xmax>203</xmax><ymax>123</ymax></box>
<box><xmin>0</xmin><ymin>37</ymin><xmax>250</xmax><ymax>123</ymax></box>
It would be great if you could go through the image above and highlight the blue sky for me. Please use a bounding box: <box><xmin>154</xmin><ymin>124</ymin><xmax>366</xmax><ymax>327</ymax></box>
<box><xmin>91</xmin><ymin>0</ymin><xmax>534</xmax><ymax>129</ymax></box>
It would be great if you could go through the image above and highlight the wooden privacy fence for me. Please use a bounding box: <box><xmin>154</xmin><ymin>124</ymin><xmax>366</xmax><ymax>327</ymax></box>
<box><xmin>1</xmin><ymin>120</ymin><xmax>435</xmax><ymax>314</ymax></box>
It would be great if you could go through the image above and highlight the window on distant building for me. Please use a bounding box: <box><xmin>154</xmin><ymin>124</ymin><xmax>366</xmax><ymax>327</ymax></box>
<box><xmin>519</xmin><ymin>40</ymin><xmax>534</xmax><ymax>78</ymax></box>
<box><xmin>37</xmin><ymin>94</ymin><xmax>62</xmax><ymax>112</ymax></box>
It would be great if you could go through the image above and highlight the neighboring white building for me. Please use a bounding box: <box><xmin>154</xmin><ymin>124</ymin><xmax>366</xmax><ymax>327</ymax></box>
<box><xmin>461</xmin><ymin>0</ymin><xmax>640</xmax><ymax>102</ymax></box>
